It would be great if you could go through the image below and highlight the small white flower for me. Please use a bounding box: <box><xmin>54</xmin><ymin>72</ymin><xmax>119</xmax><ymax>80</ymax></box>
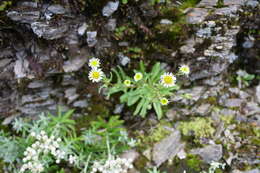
<box><xmin>88</xmin><ymin>57</ymin><xmax>101</xmax><ymax>69</ymax></box>
<box><xmin>88</xmin><ymin>68</ymin><xmax>104</xmax><ymax>82</ymax></box>
<box><xmin>179</xmin><ymin>64</ymin><xmax>190</xmax><ymax>75</ymax></box>
<box><xmin>160</xmin><ymin>72</ymin><xmax>176</xmax><ymax>87</ymax></box>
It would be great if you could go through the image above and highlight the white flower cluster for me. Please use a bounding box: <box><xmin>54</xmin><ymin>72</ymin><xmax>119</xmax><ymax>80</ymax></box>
<box><xmin>91</xmin><ymin>157</ymin><xmax>133</xmax><ymax>173</ymax></box>
<box><xmin>20</xmin><ymin>131</ymin><xmax>65</xmax><ymax>173</ymax></box>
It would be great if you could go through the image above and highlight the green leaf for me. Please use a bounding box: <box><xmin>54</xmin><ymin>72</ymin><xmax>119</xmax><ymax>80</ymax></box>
<box><xmin>134</xmin><ymin>98</ymin><xmax>145</xmax><ymax>116</ymax></box>
<box><xmin>140</xmin><ymin>99</ymin><xmax>149</xmax><ymax>117</ymax></box>
<box><xmin>127</xmin><ymin>95</ymin><xmax>140</xmax><ymax>106</ymax></box>
<box><xmin>139</xmin><ymin>61</ymin><xmax>146</xmax><ymax>73</ymax></box>
<box><xmin>153</xmin><ymin>102</ymin><xmax>163</xmax><ymax>119</ymax></box>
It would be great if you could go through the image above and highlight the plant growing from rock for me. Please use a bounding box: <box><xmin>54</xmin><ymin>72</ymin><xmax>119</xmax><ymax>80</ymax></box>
<box><xmin>88</xmin><ymin>58</ymin><xmax>190</xmax><ymax>119</ymax></box>
<box><xmin>0</xmin><ymin>108</ymin><xmax>134</xmax><ymax>173</ymax></box>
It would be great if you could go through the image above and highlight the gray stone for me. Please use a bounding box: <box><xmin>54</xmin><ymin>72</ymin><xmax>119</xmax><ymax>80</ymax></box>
<box><xmin>47</xmin><ymin>5</ymin><xmax>66</xmax><ymax>14</ymax></box>
<box><xmin>246</xmin><ymin>0</ymin><xmax>259</xmax><ymax>8</ymax></box>
<box><xmin>243</xmin><ymin>169</ymin><xmax>260</xmax><ymax>173</ymax></box>
<box><xmin>102</xmin><ymin>1</ymin><xmax>119</xmax><ymax>17</ymax></box>
<box><xmin>195</xmin><ymin>104</ymin><xmax>211</xmax><ymax>115</ymax></box>
<box><xmin>215</xmin><ymin>6</ymin><xmax>239</xmax><ymax>16</ymax></box>
<box><xmin>197</xmin><ymin>0</ymin><xmax>218</xmax><ymax>7</ymax></box>
<box><xmin>86</xmin><ymin>31</ymin><xmax>97</xmax><ymax>47</ymax></box>
<box><xmin>78</xmin><ymin>23</ymin><xmax>88</xmax><ymax>36</ymax></box>
<box><xmin>73</xmin><ymin>100</ymin><xmax>88</xmax><ymax>108</ymax></box>
<box><xmin>152</xmin><ymin>130</ymin><xmax>184</xmax><ymax>166</ymax></box>
<box><xmin>224</xmin><ymin>0</ymin><xmax>246</xmax><ymax>6</ymax></box>
<box><xmin>118</xmin><ymin>53</ymin><xmax>130</xmax><ymax>66</ymax></box>
<box><xmin>255</xmin><ymin>84</ymin><xmax>260</xmax><ymax>104</ymax></box>
<box><xmin>0</xmin><ymin>58</ymin><xmax>12</xmax><ymax>68</ymax></box>
<box><xmin>28</xmin><ymin>81</ymin><xmax>47</xmax><ymax>89</ymax></box>
<box><xmin>65</xmin><ymin>88</ymin><xmax>79</xmax><ymax>103</ymax></box>
<box><xmin>105</xmin><ymin>19</ymin><xmax>117</xmax><ymax>31</ymax></box>
<box><xmin>186</xmin><ymin>8</ymin><xmax>209</xmax><ymax>24</ymax></box>
<box><xmin>180</xmin><ymin>45</ymin><xmax>195</xmax><ymax>54</ymax></box>
<box><xmin>223</xmin><ymin>99</ymin><xmax>243</xmax><ymax>108</ymax></box>
<box><xmin>113</xmin><ymin>104</ymin><xmax>124</xmax><ymax>114</ymax></box>
<box><xmin>7</xmin><ymin>10</ymin><xmax>40</xmax><ymax>24</ymax></box>
<box><xmin>160</xmin><ymin>19</ymin><xmax>173</xmax><ymax>25</ymax></box>
<box><xmin>190</xmin><ymin>144</ymin><xmax>223</xmax><ymax>163</ymax></box>
<box><xmin>243</xmin><ymin>39</ymin><xmax>254</xmax><ymax>49</ymax></box>
<box><xmin>31</xmin><ymin>22</ymin><xmax>68</xmax><ymax>40</ymax></box>
<box><xmin>120</xmin><ymin>149</ymin><xmax>139</xmax><ymax>162</ymax></box>
<box><xmin>202</xmin><ymin>75</ymin><xmax>222</xmax><ymax>86</ymax></box>
<box><xmin>63</xmin><ymin>56</ymin><xmax>88</xmax><ymax>72</ymax></box>
<box><xmin>14</xmin><ymin>58</ymin><xmax>29</xmax><ymax>79</ymax></box>
<box><xmin>243</xmin><ymin>102</ymin><xmax>260</xmax><ymax>116</ymax></box>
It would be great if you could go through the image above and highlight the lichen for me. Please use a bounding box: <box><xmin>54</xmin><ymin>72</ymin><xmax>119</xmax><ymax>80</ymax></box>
<box><xmin>178</xmin><ymin>117</ymin><xmax>215</xmax><ymax>139</ymax></box>
<box><xmin>136</xmin><ymin>121</ymin><xmax>172</xmax><ymax>148</ymax></box>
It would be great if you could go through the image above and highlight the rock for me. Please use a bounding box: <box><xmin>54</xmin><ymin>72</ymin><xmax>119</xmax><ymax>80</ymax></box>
<box><xmin>118</xmin><ymin>42</ymin><xmax>129</xmax><ymax>47</ymax></box>
<box><xmin>190</xmin><ymin>144</ymin><xmax>223</xmax><ymax>163</ymax></box>
<box><xmin>86</xmin><ymin>31</ymin><xmax>97</xmax><ymax>47</ymax></box>
<box><xmin>180</xmin><ymin>45</ymin><xmax>195</xmax><ymax>54</ymax></box>
<box><xmin>65</xmin><ymin>88</ymin><xmax>79</xmax><ymax>103</ymax></box>
<box><xmin>7</xmin><ymin>10</ymin><xmax>40</xmax><ymax>24</ymax></box>
<box><xmin>14</xmin><ymin>58</ymin><xmax>29</xmax><ymax>79</ymax></box>
<box><xmin>246</xmin><ymin>0</ymin><xmax>259</xmax><ymax>8</ymax></box>
<box><xmin>243</xmin><ymin>39</ymin><xmax>254</xmax><ymax>49</ymax></box>
<box><xmin>202</xmin><ymin>75</ymin><xmax>222</xmax><ymax>86</ymax></box>
<box><xmin>113</xmin><ymin>104</ymin><xmax>124</xmax><ymax>114</ymax></box>
<box><xmin>255</xmin><ymin>84</ymin><xmax>260</xmax><ymax>104</ymax></box>
<box><xmin>223</xmin><ymin>99</ymin><xmax>243</xmax><ymax>108</ymax></box>
<box><xmin>120</xmin><ymin>149</ymin><xmax>140</xmax><ymax>162</ymax></box>
<box><xmin>63</xmin><ymin>56</ymin><xmax>88</xmax><ymax>72</ymax></box>
<box><xmin>31</xmin><ymin>22</ymin><xmax>68</xmax><ymax>40</ymax></box>
<box><xmin>73</xmin><ymin>100</ymin><xmax>88</xmax><ymax>108</ymax></box>
<box><xmin>197</xmin><ymin>0</ymin><xmax>218</xmax><ymax>8</ymax></box>
<box><xmin>160</xmin><ymin>19</ymin><xmax>173</xmax><ymax>25</ymax></box>
<box><xmin>224</xmin><ymin>0</ymin><xmax>246</xmax><ymax>6</ymax></box>
<box><xmin>243</xmin><ymin>102</ymin><xmax>260</xmax><ymax>115</ymax></box>
<box><xmin>78</xmin><ymin>23</ymin><xmax>88</xmax><ymax>36</ymax></box>
<box><xmin>28</xmin><ymin>81</ymin><xmax>48</xmax><ymax>89</ymax></box>
<box><xmin>243</xmin><ymin>169</ymin><xmax>260</xmax><ymax>173</ymax></box>
<box><xmin>186</xmin><ymin>8</ymin><xmax>209</xmax><ymax>24</ymax></box>
<box><xmin>195</xmin><ymin>104</ymin><xmax>211</xmax><ymax>116</ymax></box>
<box><xmin>215</xmin><ymin>6</ymin><xmax>239</xmax><ymax>16</ymax></box>
<box><xmin>47</xmin><ymin>5</ymin><xmax>66</xmax><ymax>14</ymax></box>
<box><xmin>152</xmin><ymin>130</ymin><xmax>184</xmax><ymax>166</ymax></box>
<box><xmin>118</xmin><ymin>53</ymin><xmax>130</xmax><ymax>66</ymax></box>
<box><xmin>105</xmin><ymin>19</ymin><xmax>117</xmax><ymax>31</ymax></box>
<box><xmin>0</xmin><ymin>58</ymin><xmax>12</xmax><ymax>68</ymax></box>
<box><xmin>102</xmin><ymin>1</ymin><xmax>119</xmax><ymax>17</ymax></box>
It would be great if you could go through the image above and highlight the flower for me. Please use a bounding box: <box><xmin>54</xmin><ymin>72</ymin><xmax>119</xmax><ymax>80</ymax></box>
<box><xmin>88</xmin><ymin>68</ymin><xmax>104</xmax><ymax>82</ymax></box>
<box><xmin>160</xmin><ymin>72</ymin><xmax>176</xmax><ymax>87</ymax></box>
<box><xmin>179</xmin><ymin>65</ymin><xmax>190</xmax><ymax>75</ymax></box>
<box><xmin>124</xmin><ymin>80</ymin><xmax>131</xmax><ymax>87</ymax></box>
<box><xmin>160</xmin><ymin>98</ymin><xmax>169</xmax><ymax>105</ymax></box>
<box><xmin>134</xmin><ymin>72</ymin><xmax>143</xmax><ymax>82</ymax></box>
<box><xmin>88</xmin><ymin>58</ymin><xmax>100</xmax><ymax>69</ymax></box>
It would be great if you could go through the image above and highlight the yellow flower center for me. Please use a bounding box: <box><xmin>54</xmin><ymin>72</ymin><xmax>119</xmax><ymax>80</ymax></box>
<box><xmin>181</xmin><ymin>67</ymin><xmax>189</xmax><ymax>73</ymax></box>
<box><xmin>91</xmin><ymin>61</ymin><xmax>98</xmax><ymax>67</ymax></box>
<box><xmin>124</xmin><ymin>80</ymin><xmax>131</xmax><ymax>86</ymax></box>
<box><xmin>160</xmin><ymin>98</ymin><xmax>168</xmax><ymax>105</ymax></box>
<box><xmin>92</xmin><ymin>71</ymin><xmax>100</xmax><ymax>79</ymax></box>
<box><xmin>163</xmin><ymin>76</ymin><xmax>173</xmax><ymax>84</ymax></box>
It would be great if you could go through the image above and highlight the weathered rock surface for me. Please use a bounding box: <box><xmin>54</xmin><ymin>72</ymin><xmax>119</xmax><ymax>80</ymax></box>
<box><xmin>152</xmin><ymin>130</ymin><xmax>184</xmax><ymax>167</ymax></box>
<box><xmin>190</xmin><ymin>144</ymin><xmax>223</xmax><ymax>163</ymax></box>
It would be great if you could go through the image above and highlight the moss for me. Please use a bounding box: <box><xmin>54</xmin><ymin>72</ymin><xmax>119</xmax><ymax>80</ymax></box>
<box><xmin>178</xmin><ymin>117</ymin><xmax>215</xmax><ymax>139</ymax></box>
<box><xmin>220</xmin><ymin>114</ymin><xmax>234</xmax><ymax>125</ymax></box>
<box><xmin>136</xmin><ymin>121</ymin><xmax>172</xmax><ymax>149</ymax></box>
<box><xmin>186</xmin><ymin>154</ymin><xmax>202</xmax><ymax>171</ymax></box>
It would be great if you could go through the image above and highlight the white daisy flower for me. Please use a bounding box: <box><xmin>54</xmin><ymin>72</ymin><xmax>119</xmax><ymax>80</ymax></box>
<box><xmin>160</xmin><ymin>72</ymin><xmax>176</xmax><ymax>87</ymax></box>
<box><xmin>88</xmin><ymin>58</ymin><xmax>101</xmax><ymax>69</ymax></box>
<box><xmin>179</xmin><ymin>65</ymin><xmax>190</xmax><ymax>75</ymax></box>
<box><xmin>88</xmin><ymin>68</ymin><xmax>104</xmax><ymax>82</ymax></box>
<box><xmin>134</xmin><ymin>72</ymin><xmax>143</xmax><ymax>82</ymax></box>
